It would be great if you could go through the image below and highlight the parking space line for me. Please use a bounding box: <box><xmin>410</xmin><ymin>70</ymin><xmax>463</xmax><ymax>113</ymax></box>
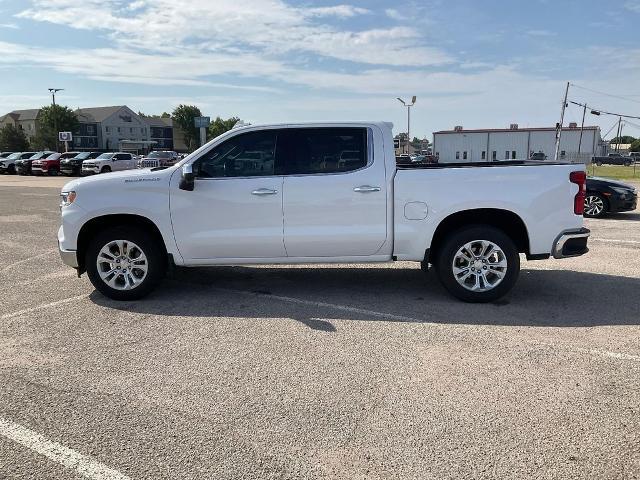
<box><xmin>580</xmin><ymin>348</ymin><xmax>640</xmax><ymax>362</ymax></box>
<box><xmin>0</xmin><ymin>249</ymin><xmax>57</xmax><ymax>274</ymax></box>
<box><xmin>0</xmin><ymin>417</ymin><xmax>130</xmax><ymax>480</ymax></box>
<box><xmin>213</xmin><ymin>287</ymin><xmax>429</xmax><ymax>324</ymax></box>
<box><xmin>1</xmin><ymin>294</ymin><xmax>88</xmax><ymax>320</ymax></box>
<box><xmin>591</xmin><ymin>238</ymin><xmax>640</xmax><ymax>245</ymax></box>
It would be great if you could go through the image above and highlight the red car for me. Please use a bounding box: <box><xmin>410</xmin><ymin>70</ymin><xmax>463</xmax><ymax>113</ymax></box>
<box><xmin>32</xmin><ymin>152</ymin><xmax>79</xmax><ymax>176</ymax></box>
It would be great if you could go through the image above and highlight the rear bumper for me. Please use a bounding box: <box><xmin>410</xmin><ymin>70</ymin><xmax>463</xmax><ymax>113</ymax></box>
<box><xmin>552</xmin><ymin>228</ymin><xmax>590</xmax><ymax>259</ymax></box>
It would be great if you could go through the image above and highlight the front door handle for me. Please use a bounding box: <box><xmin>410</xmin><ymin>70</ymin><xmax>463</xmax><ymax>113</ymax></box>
<box><xmin>353</xmin><ymin>185</ymin><xmax>381</xmax><ymax>193</ymax></box>
<box><xmin>251</xmin><ymin>188</ymin><xmax>278</xmax><ymax>196</ymax></box>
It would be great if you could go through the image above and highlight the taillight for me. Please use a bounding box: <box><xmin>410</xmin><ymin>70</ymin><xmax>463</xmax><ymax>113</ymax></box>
<box><xmin>570</xmin><ymin>171</ymin><xmax>586</xmax><ymax>215</ymax></box>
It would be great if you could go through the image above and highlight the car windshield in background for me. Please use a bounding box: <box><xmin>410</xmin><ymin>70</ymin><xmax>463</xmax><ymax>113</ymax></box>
<box><xmin>7</xmin><ymin>153</ymin><xmax>21</xmax><ymax>160</ymax></box>
<box><xmin>74</xmin><ymin>152</ymin><xmax>91</xmax><ymax>160</ymax></box>
<box><xmin>46</xmin><ymin>153</ymin><xmax>61</xmax><ymax>160</ymax></box>
<box><xmin>148</xmin><ymin>152</ymin><xmax>171</xmax><ymax>158</ymax></box>
<box><xmin>96</xmin><ymin>153</ymin><xmax>113</xmax><ymax>160</ymax></box>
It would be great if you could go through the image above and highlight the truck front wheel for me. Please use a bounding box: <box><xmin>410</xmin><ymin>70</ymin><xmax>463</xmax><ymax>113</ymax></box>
<box><xmin>85</xmin><ymin>226</ymin><xmax>166</xmax><ymax>300</ymax></box>
<box><xmin>435</xmin><ymin>226</ymin><xmax>520</xmax><ymax>303</ymax></box>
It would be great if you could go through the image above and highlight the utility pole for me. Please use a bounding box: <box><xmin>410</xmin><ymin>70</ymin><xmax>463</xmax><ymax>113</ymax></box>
<box><xmin>578</xmin><ymin>103</ymin><xmax>587</xmax><ymax>154</ymax></box>
<box><xmin>397</xmin><ymin>96</ymin><xmax>417</xmax><ymax>154</ymax></box>
<box><xmin>48</xmin><ymin>88</ymin><xmax>64</xmax><ymax>151</ymax></box>
<box><xmin>554</xmin><ymin>82</ymin><xmax>570</xmax><ymax>161</ymax></box>
<box><xmin>614</xmin><ymin>117</ymin><xmax>622</xmax><ymax>152</ymax></box>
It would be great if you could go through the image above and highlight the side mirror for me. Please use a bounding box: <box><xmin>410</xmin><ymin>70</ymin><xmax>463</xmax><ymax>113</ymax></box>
<box><xmin>179</xmin><ymin>164</ymin><xmax>195</xmax><ymax>191</ymax></box>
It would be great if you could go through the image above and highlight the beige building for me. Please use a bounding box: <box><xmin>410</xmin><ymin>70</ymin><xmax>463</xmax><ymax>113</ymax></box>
<box><xmin>0</xmin><ymin>109</ymin><xmax>41</xmax><ymax>140</ymax></box>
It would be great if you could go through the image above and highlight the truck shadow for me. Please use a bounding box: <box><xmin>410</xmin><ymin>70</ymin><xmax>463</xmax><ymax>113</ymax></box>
<box><xmin>600</xmin><ymin>212</ymin><xmax>640</xmax><ymax>222</ymax></box>
<box><xmin>90</xmin><ymin>266</ymin><xmax>640</xmax><ymax>330</ymax></box>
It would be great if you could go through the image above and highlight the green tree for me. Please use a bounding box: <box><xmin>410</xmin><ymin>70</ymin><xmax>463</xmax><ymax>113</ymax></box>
<box><xmin>172</xmin><ymin>104</ymin><xmax>202</xmax><ymax>151</ymax></box>
<box><xmin>630</xmin><ymin>139</ymin><xmax>640</xmax><ymax>152</ymax></box>
<box><xmin>610</xmin><ymin>135</ymin><xmax>636</xmax><ymax>145</ymax></box>
<box><xmin>160</xmin><ymin>112</ymin><xmax>171</xmax><ymax>118</ymax></box>
<box><xmin>208</xmin><ymin>116</ymin><xmax>240</xmax><ymax>140</ymax></box>
<box><xmin>0</xmin><ymin>124</ymin><xmax>30</xmax><ymax>151</ymax></box>
<box><xmin>31</xmin><ymin>105</ymin><xmax>79</xmax><ymax>150</ymax></box>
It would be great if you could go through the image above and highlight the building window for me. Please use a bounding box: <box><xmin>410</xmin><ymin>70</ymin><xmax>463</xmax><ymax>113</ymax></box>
<box><xmin>511</xmin><ymin>151</ymin><xmax>517</xmax><ymax>159</ymax></box>
<box><xmin>492</xmin><ymin>151</ymin><xmax>497</xmax><ymax>161</ymax></box>
<box><xmin>463</xmin><ymin>151</ymin><xmax>468</xmax><ymax>160</ymax></box>
<box><xmin>117</xmin><ymin>127</ymin><xmax>121</xmax><ymax>133</ymax></box>
<box><xmin>560</xmin><ymin>150</ymin><xmax>566</xmax><ymax>157</ymax></box>
<box><xmin>106</xmin><ymin>126</ymin><xmax>111</xmax><ymax>133</ymax></box>
<box><xmin>505</xmin><ymin>150</ymin><xmax>510</xmax><ymax>160</ymax></box>
<box><xmin>481</xmin><ymin>151</ymin><xmax>486</xmax><ymax>160</ymax></box>
<box><xmin>87</xmin><ymin>125</ymin><xmax>94</xmax><ymax>135</ymax></box>
<box><xmin>456</xmin><ymin>151</ymin><xmax>460</xmax><ymax>160</ymax></box>
<box><xmin>130</xmin><ymin>127</ymin><xmax>134</xmax><ymax>134</ymax></box>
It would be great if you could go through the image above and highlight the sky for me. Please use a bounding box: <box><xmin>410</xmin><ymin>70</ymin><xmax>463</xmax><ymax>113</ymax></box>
<box><xmin>1</xmin><ymin>0</ymin><xmax>640</xmax><ymax>139</ymax></box>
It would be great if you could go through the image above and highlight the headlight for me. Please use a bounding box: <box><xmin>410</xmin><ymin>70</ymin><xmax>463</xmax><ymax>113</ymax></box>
<box><xmin>60</xmin><ymin>191</ymin><xmax>77</xmax><ymax>208</ymax></box>
<box><xmin>611</xmin><ymin>187</ymin><xmax>633</xmax><ymax>195</ymax></box>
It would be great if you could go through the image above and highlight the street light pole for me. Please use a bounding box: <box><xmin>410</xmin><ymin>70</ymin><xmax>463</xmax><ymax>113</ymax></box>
<box><xmin>554</xmin><ymin>82</ymin><xmax>570</xmax><ymax>161</ymax></box>
<box><xmin>397</xmin><ymin>96</ymin><xmax>417</xmax><ymax>154</ymax></box>
<box><xmin>578</xmin><ymin>103</ymin><xmax>587</xmax><ymax>154</ymax></box>
<box><xmin>48</xmin><ymin>88</ymin><xmax>64</xmax><ymax>151</ymax></box>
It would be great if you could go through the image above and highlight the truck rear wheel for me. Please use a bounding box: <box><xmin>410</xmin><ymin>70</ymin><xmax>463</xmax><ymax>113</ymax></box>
<box><xmin>435</xmin><ymin>226</ymin><xmax>520</xmax><ymax>303</ymax></box>
<box><xmin>85</xmin><ymin>226</ymin><xmax>166</xmax><ymax>300</ymax></box>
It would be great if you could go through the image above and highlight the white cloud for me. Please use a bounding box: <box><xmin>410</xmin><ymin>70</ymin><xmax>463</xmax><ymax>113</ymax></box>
<box><xmin>0</xmin><ymin>23</ymin><xmax>19</xmax><ymax>29</ymax></box>
<box><xmin>525</xmin><ymin>29</ymin><xmax>557</xmax><ymax>37</ymax></box>
<box><xmin>624</xmin><ymin>1</ymin><xmax>640</xmax><ymax>13</ymax></box>
<box><xmin>306</xmin><ymin>5</ymin><xmax>370</xmax><ymax>18</ymax></box>
<box><xmin>385</xmin><ymin>8</ymin><xmax>408</xmax><ymax>21</ymax></box>
<box><xmin>17</xmin><ymin>0</ymin><xmax>450</xmax><ymax>67</ymax></box>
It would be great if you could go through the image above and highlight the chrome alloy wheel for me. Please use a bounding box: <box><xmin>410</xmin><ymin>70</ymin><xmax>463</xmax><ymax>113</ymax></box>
<box><xmin>584</xmin><ymin>195</ymin><xmax>604</xmax><ymax>217</ymax></box>
<box><xmin>96</xmin><ymin>240</ymin><xmax>148</xmax><ymax>290</ymax></box>
<box><xmin>452</xmin><ymin>240</ymin><xmax>508</xmax><ymax>292</ymax></box>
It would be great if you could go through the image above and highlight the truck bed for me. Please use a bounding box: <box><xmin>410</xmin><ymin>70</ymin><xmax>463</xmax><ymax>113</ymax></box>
<box><xmin>397</xmin><ymin>160</ymin><xmax>572</xmax><ymax>170</ymax></box>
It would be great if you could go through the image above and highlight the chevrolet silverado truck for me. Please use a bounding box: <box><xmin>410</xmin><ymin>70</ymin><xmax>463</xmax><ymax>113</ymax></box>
<box><xmin>58</xmin><ymin>122</ymin><xmax>590</xmax><ymax>303</ymax></box>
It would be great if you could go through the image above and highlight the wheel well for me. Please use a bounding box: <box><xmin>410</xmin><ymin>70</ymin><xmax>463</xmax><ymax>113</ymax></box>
<box><xmin>428</xmin><ymin>209</ymin><xmax>530</xmax><ymax>262</ymax></box>
<box><xmin>76</xmin><ymin>214</ymin><xmax>167</xmax><ymax>274</ymax></box>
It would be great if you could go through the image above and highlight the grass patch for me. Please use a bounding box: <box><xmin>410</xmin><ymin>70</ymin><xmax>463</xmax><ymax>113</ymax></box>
<box><xmin>587</xmin><ymin>164</ymin><xmax>640</xmax><ymax>181</ymax></box>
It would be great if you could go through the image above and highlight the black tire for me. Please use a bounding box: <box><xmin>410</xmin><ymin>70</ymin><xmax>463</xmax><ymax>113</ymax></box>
<box><xmin>624</xmin><ymin>161</ymin><xmax>631</xmax><ymax>167</ymax></box>
<box><xmin>595</xmin><ymin>161</ymin><xmax>603</xmax><ymax>166</ymax></box>
<box><xmin>101</xmin><ymin>166</ymin><xmax>111</xmax><ymax>173</ymax></box>
<box><xmin>7</xmin><ymin>164</ymin><xmax>16</xmax><ymax>175</ymax></box>
<box><xmin>583</xmin><ymin>193</ymin><xmax>608</xmax><ymax>218</ymax></box>
<box><xmin>85</xmin><ymin>226</ymin><xmax>166</xmax><ymax>301</ymax></box>
<box><xmin>434</xmin><ymin>226</ymin><xmax>520</xmax><ymax>303</ymax></box>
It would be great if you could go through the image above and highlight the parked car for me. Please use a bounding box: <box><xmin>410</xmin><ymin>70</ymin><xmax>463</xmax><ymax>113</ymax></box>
<box><xmin>59</xmin><ymin>122</ymin><xmax>590</xmax><ymax>304</ymax></box>
<box><xmin>60</xmin><ymin>151</ymin><xmax>101</xmax><ymax>176</ymax></box>
<box><xmin>628</xmin><ymin>152</ymin><xmax>640</xmax><ymax>163</ymax></box>
<box><xmin>81</xmin><ymin>152</ymin><xmax>137</xmax><ymax>175</ymax></box>
<box><xmin>529</xmin><ymin>151</ymin><xmax>547</xmax><ymax>161</ymax></box>
<box><xmin>592</xmin><ymin>153</ymin><xmax>632</xmax><ymax>166</ymax></box>
<box><xmin>0</xmin><ymin>152</ymin><xmax>14</xmax><ymax>159</ymax></box>
<box><xmin>32</xmin><ymin>152</ymin><xmax>79</xmax><ymax>176</ymax></box>
<box><xmin>0</xmin><ymin>152</ymin><xmax>35</xmax><ymax>174</ymax></box>
<box><xmin>138</xmin><ymin>151</ymin><xmax>179</xmax><ymax>168</ymax></box>
<box><xmin>583</xmin><ymin>177</ymin><xmax>637</xmax><ymax>218</ymax></box>
<box><xmin>16</xmin><ymin>151</ymin><xmax>54</xmax><ymax>175</ymax></box>
<box><xmin>396</xmin><ymin>154</ymin><xmax>412</xmax><ymax>165</ymax></box>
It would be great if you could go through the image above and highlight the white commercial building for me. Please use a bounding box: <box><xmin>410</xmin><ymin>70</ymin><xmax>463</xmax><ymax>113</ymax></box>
<box><xmin>432</xmin><ymin>124</ymin><xmax>607</xmax><ymax>163</ymax></box>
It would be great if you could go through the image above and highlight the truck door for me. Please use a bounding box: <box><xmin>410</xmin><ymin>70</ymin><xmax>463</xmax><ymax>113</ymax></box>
<box><xmin>279</xmin><ymin>127</ymin><xmax>388</xmax><ymax>257</ymax></box>
<box><xmin>170</xmin><ymin>129</ymin><xmax>286</xmax><ymax>260</ymax></box>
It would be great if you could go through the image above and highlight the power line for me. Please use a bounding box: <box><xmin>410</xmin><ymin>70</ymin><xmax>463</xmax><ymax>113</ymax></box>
<box><xmin>569</xmin><ymin>101</ymin><xmax>640</xmax><ymax>120</ymax></box>
<box><xmin>570</xmin><ymin>83</ymin><xmax>640</xmax><ymax>105</ymax></box>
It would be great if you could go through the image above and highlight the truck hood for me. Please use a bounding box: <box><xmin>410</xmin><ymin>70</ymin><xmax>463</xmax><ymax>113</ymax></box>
<box><xmin>61</xmin><ymin>167</ymin><xmax>176</xmax><ymax>192</ymax></box>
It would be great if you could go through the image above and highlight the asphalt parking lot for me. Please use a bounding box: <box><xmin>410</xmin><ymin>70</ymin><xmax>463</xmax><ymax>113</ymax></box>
<box><xmin>0</xmin><ymin>175</ymin><xmax>639</xmax><ymax>480</ymax></box>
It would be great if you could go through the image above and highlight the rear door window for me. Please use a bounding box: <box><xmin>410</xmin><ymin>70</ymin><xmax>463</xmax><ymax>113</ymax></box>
<box><xmin>279</xmin><ymin>128</ymin><xmax>367</xmax><ymax>175</ymax></box>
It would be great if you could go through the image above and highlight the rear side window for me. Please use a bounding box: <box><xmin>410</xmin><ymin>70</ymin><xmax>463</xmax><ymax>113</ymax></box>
<box><xmin>279</xmin><ymin>128</ymin><xmax>367</xmax><ymax>175</ymax></box>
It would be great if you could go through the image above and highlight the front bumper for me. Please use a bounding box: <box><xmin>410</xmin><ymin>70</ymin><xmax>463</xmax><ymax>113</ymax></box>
<box><xmin>608</xmin><ymin>192</ymin><xmax>638</xmax><ymax>213</ymax></box>
<box><xmin>31</xmin><ymin>167</ymin><xmax>46</xmax><ymax>175</ymax></box>
<box><xmin>59</xmin><ymin>244</ymin><xmax>79</xmax><ymax>268</ymax></box>
<box><xmin>552</xmin><ymin>228</ymin><xmax>590</xmax><ymax>259</ymax></box>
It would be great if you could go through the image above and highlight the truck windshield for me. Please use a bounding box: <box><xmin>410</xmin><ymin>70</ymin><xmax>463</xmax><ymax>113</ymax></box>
<box><xmin>96</xmin><ymin>153</ymin><xmax>113</xmax><ymax>160</ymax></box>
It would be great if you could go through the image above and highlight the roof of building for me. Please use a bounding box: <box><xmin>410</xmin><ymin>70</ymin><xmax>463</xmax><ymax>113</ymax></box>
<box><xmin>0</xmin><ymin>109</ymin><xmax>41</xmax><ymax>122</ymax></box>
<box><xmin>75</xmin><ymin>106</ymin><xmax>128</xmax><ymax>123</ymax></box>
<box><xmin>434</xmin><ymin>126</ymin><xmax>601</xmax><ymax>134</ymax></box>
<box><xmin>145</xmin><ymin>116</ymin><xmax>173</xmax><ymax>127</ymax></box>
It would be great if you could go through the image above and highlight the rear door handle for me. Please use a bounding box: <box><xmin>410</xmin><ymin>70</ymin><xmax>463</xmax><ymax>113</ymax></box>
<box><xmin>353</xmin><ymin>185</ymin><xmax>381</xmax><ymax>193</ymax></box>
<box><xmin>251</xmin><ymin>188</ymin><xmax>278</xmax><ymax>196</ymax></box>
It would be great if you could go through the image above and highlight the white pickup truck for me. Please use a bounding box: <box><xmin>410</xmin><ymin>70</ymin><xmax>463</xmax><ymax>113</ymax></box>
<box><xmin>58</xmin><ymin>122</ymin><xmax>589</xmax><ymax>303</ymax></box>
